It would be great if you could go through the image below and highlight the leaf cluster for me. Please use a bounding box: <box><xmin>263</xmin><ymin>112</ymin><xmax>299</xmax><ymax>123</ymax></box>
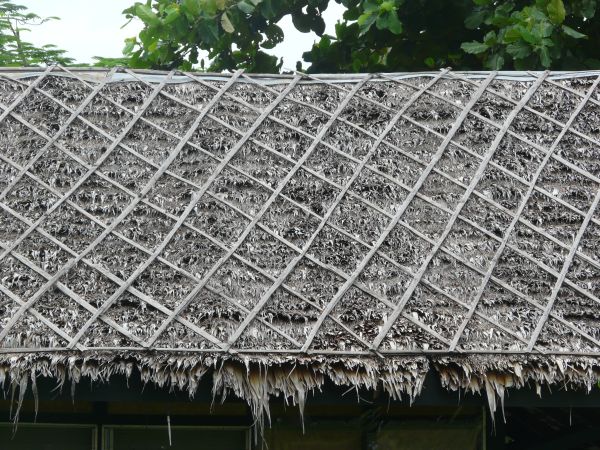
<box><xmin>461</xmin><ymin>0</ymin><xmax>594</xmax><ymax>69</ymax></box>
<box><xmin>115</xmin><ymin>0</ymin><xmax>331</xmax><ymax>72</ymax></box>
<box><xmin>113</xmin><ymin>0</ymin><xmax>600</xmax><ymax>72</ymax></box>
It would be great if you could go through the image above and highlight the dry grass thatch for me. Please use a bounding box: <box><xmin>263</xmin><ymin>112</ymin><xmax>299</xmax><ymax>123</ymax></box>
<box><xmin>0</xmin><ymin>66</ymin><xmax>600</xmax><ymax>423</ymax></box>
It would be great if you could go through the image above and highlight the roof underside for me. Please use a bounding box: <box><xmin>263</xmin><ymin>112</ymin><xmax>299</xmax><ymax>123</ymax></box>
<box><xmin>0</xmin><ymin>67</ymin><xmax>600</xmax><ymax>408</ymax></box>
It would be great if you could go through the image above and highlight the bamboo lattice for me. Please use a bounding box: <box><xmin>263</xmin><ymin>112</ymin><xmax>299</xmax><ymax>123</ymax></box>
<box><xmin>0</xmin><ymin>66</ymin><xmax>599</xmax><ymax>358</ymax></box>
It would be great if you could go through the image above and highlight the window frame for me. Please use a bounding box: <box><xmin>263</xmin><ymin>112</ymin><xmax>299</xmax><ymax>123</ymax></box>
<box><xmin>368</xmin><ymin>409</ymin><xmax>486</xmax><ymax>450</ymax></box>
<box><xmin>102</xmin><ymin>424</ymin><xmax>252</xmax><ymax>450</ymax></box>
<box><xmin>0</xmin><ymin>422</ymin><xmax>98</xmax><ymax>450</ymax></box>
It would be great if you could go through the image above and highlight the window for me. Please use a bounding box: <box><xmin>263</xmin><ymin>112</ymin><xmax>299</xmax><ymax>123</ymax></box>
<box><xmin>374</xmin><ymin>419</ymin><xmax>483</xmax><ymax>450</ymax></box>
<box><xmin>103</xmin><ymin>425</ymin><xmax>250</xmax><ymax>450</ymax></box>
<box><xmin>263</xmin><ymin>427</ymin><xmax>362</xmax><ymax>450</ymax></box>
<box><xmin>0</xmin><ymin>423</ymin><xmax>97</xmax><ymax>450</ymax></box>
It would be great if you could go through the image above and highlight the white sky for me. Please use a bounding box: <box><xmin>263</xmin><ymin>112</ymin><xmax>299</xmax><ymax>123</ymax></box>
<box><xmin>16</xmin><ymin>0</ymin><xmax>345</xmax><ymax>69</ymax></box>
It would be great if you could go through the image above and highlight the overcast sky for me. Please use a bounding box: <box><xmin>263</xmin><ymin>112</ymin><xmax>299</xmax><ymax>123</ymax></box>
<box><xmin>16</xmin><ymin>0</ymin><xmax>345</xmax><ymax>69</ymax></box>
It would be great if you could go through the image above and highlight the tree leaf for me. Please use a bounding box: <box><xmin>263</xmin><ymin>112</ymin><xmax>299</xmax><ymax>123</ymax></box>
<box><xmin>357</xmin><ymin>11</ymin><xmax>377</xmax><ymax>35</ymax></box>
<box><xmin>263</xmin><ymin>23</ymin><xmax>284</xmax><ymax>48</ymax></box>
<box><xmin>506</xmin><ymin>41</ymin><xmax>531</xmax><ymax>59</ymax></box>
<box><xmin>363</xmin><ymin>0</ymin><xmax>379</xmax><ymax>13</ymax></box>
<box><xmin>213</xmin><ymin>0</ymin><xmax>226</xmax><ymax>13</ymax></box>
<box><xmin>562</xmin><ymin>24</ymin><xmax>587</xmax><ymax>39</ymax></box>
<box><xmin>189</xmin><ymin>46</ymin><xmax>198</xmax><ymax>63</ymax></box>
<box><xmin>547</xmin><ymin>0</ymin><xmax>566</xmax><ymax>24</ymax></box>
<box><xmin>292</xmin><ymin>11</ymin><xmax>313</xmax><ymax>33</ymax></box>
<box><xmin>310</xmin><ymin>16</ymin><xmax>326</xmax><ymax>35</ymax></box>
<box><xmin>182</xmin><ymin>0</ymin><xmax>202</xmax><ymax>16</ymax></box>
<box><xmin>135</xmin><ymin>4</ymin><xmax>160</xmax><ymax>26</ymax></box>
<box><xmin>221</xmin><ymin>12</ymin><xmax>234</xmax><ymax>33</ymax></box>
<box><xmin>198</xmin><ymin>18</ymin><xmax>220</xmax><ymax>43</ymax></box>
<box><xmin>122</xmin><ymin>36</ymin><xmax>137</xmax><ymax>55</ymax></box>
<box><xmin>465</xmin><ymin>9</ymin><xmax>487</xmax><ymax>30</ymax></box>
<box><xmin>576</xmin><ymin>0</ymin><xmax>597</xmax><ymax>19</ymax></box>
<box><xmin>519</xmin><ymin>27</ymin><xmax>539</xmax><ymax>45</ymax></box>
<box><xmin>539</xmin><ymin>21</ymin><xmax>554</xmax><ymax>38</ymax></box>
<box><xmin>540</xmin><ymin>46</ymin><xmax>552</xmax><ymax>67</ymax></box>
<box><xmin>483</xmin><ymin>31</ymin><xmax>496</xmax><ymax>45</ymax></box>
<box><xmin>376</xmin><ymin>11</ymin><xmax>403</xmax><ymax>34</ymax></box>
<box><xmin>461</xmin><ymin>41</ymin><xmax>489</xmax><ymax>54</ymax></box>
<box><xmin>261</xmin><ymin>0</ymin><xmax>276</xmax><ymax>19</ymax></box>
<box><xmin>487</xmin><ymin>53</ymin><xmax>504</xmax><ymax>69</ymax></box>
<box><xmin>163</xmin><ymin>6</ymin><xmax>180</xmax><ymax>25</ymax></box>
<box><xmin>503</xmin><ymin>27</ymin><xmax>522</xmax><ymax>43</ymax></box>
<box><xmin>237</xmin><ymin>1</ymin><xmax>255</xmax><ymax>15</ymax></box>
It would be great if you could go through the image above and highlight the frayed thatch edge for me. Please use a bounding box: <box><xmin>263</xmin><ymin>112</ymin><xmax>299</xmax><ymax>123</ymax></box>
<box><xmin>0</xmin><ymin>352</ymin><xmax>428</xmax><ymax>435</ymax></box>
<box><xmin>3</xmin><ymin>353</ymin><xmax>599</xmax><ymax>435</ymax></box>
<box><xmin>434</xmin><ymin>355</ymin><xmax>600</xmax><ymax>421</ymax></box>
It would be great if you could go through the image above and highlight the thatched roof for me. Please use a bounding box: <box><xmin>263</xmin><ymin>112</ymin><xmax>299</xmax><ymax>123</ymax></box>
<box><xmin>0</xmin><ymin>66</ymin><xmax>600</xmax><ymax>421</ymax></box>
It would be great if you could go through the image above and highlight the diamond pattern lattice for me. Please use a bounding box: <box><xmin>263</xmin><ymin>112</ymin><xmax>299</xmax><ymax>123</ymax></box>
<box><xmin>0</xmin><ymin>67</ymin><xmax>599</xmax><ymax>358</ymax></box>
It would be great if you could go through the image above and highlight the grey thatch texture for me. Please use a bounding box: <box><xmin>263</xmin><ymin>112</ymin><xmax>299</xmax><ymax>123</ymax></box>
<box><xmin>0</xmin><ymin>66</ymin><xmax>600</xmax><ymax>420</ymax></box>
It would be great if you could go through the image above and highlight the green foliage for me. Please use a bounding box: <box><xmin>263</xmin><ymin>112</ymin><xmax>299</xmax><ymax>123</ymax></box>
<box><xmin>114</xmin><ymin>0</ymin><xmax>316</xmax><ymax>72</ymax></box>
<box><xmin>357</xmin><ymin>0</ymin><xmax>403</xmax><ymax>35</ymax></box>
<box><xmin>0</xmin><ymin>0</ymin><xmax>73</xmax><ymax>66</ymax></box>
<box><xmin>115</xmin><ymin>0</ymin><xmax>600</xmax><ymax>72</ymax></box>
<box><xmin>305</xmin><ymin>0</ymin><xmax>481</xmax><ymax>72</ymax></box>
<box><xmin>461</xmin><ymin>0</ymin><xmax>595</xmax><ymax>70</ymax></box>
